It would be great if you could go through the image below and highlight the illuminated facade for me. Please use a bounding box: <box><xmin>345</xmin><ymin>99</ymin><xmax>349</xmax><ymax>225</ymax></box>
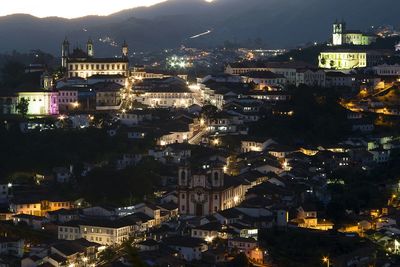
<box><xmin>177</xmin><ymin>164</ymin><xmax>247</xmax><ymax>216</ymax></box>
<box><xmin>10</xmin><ymin>199</ymin><xmax>72</xmax><ymax>217</ymax></box>
<box><xmin>18</xmin><ymin>91</ymin><xmax>59</xmax><ymax>115</ymax></box>
<box><xmin>135</xmin><ymin>89</ymin><xmax>195</xmax><ymax>108</ymax></box>
<box><xmin>318</xmin><ymin>51</ymin><xmax>367</xmax><ymax>70</ymax></box>
<box><xmin>332</xmin><ymin>21</ymin><xmax>377</xmax><ymax>46</ymax></box>
<box><xmin>62</xmin><ymin>38</ymin><xmax>129</xmax><ymax>79</ymax></box>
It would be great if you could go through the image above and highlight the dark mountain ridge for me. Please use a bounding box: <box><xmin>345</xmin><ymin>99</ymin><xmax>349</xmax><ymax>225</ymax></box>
<box><xmin>0</xmin><ymin>0</ymin><xmax>399</xmax><ymax>55</ymax></box>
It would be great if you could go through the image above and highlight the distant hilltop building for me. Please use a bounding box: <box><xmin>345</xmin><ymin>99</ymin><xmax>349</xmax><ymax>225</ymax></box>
<box><xmin>317</xmin><ymin>21</ymin><xmax>384</xmax><ymax>70</ymax></box>
<box><xmin>332</xmin><ymin>20</ymin><xmax>377</xmax><ymax>46</ymax></box>
<box><xmin>61</xmin><ymin>38</ymin><xmax>129</xmax><ymax>79</ymax></box>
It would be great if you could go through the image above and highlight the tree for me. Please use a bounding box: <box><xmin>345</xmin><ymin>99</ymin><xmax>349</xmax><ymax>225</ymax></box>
<box><xmin>99</xmin><ymin>247</ymin><xmax>117</xmax><ymax>264</ymax></box>
<box><xmin>201</xmin><ymin>105</ymin><xmax>218</xmax><ymax>118</ymax></box>
<box><xmin>229</xmin><ymin>253</ymin><xmax>250</xmax><ymax>267</ymax></box>
<box><xmin>122</xmin><ymin>240</ymin><xmax>147</xmax><ymax>267</ymax></box>
<box><xmin>320</xmin><ymin>57</ymin><xmax>326</xmax><ymax>66</ymax></box>
<box><xmin>16</xmin><ymin>98</ymin><xmax>29</xmax><ymax>117</ymax></box>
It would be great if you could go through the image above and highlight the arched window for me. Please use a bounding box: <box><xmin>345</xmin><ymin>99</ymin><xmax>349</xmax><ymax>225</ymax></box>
<box><xmin>214</xmin><ymin>172</ymin><xmax>219</xmax><ymax>182</ymax></box>
<box><xmin>181</xmin><ymin>170</ymin><xmax>186</xmax><ymax>183</ymax></box>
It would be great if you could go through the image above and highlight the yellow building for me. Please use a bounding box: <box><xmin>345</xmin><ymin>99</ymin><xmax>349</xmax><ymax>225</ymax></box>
<box><xmin>10</xmin><ymin>199</ymin><xmax>72</xmax><ymax>217</ymax></box>
<box><xmin>319</xmin><ymin>51</ymin><xmax>367</xmax><ymax>70</ymax></box>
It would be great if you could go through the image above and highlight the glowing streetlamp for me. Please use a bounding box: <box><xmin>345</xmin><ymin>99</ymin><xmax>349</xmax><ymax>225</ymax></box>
<box><xmin>322</xmin><ymin>257</ymin><xmax>329</xmax><ymax>267</ymax></box>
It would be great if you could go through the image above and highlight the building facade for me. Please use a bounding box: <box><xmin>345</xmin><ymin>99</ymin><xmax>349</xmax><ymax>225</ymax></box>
<box><xmin>177</xmin><ymin>165</ymin><xmax>247</xmax><ymax>217</ymax></box>
<box><xmin>319</xmin><ymin>51</ymin><xmax>367</xmax><ymax>70</ymax></box>
<box><xmin>18</xmin><ymin>91</ymin><xmax>59</xmax><ymax>115</ymax></box>
<box><xmin>62</xmin><ymin>38</ymin><xmax>129</xmax><ymax>79</ymax></box>
<box><xmin>332</xmin><ymin>21</ymin><xmax>377</xmax><ymax>46</ymax></box>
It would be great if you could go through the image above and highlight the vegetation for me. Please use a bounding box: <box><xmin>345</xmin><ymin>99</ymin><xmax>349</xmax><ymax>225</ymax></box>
<box><xmin>259</xmin><ymin>228</ymin><xmax>373</xmax><ymax>267</ymax></box>
<box><xmin>228</xmin><ymin>253</ymin><xmax>251</xmax><ymax>267</ymax></box>
<box><xmin>15</xmin><ymin>97</ymin><xmax>29</xmax><ymax>117</ymax></box>
<box><xmin>78</xmin><ymin>158</ymin><xmax>165</xmax><ymax>205</ymax></box>
<box><xmin>0</xmin><ymin>50</ymin><xmax>56</xmax><ymax>89</ymax></box>
<box><xmin>0</xmin><ymin>124</ymin><xmax>152</xmax><ymax>177</ymax></box>
<box><xmin>327</xmin><ymin>157</ymin><xmax>400</xmax><ymax>224</ymax></box>
<box><xmin>275</xmin><ymin>43</ymin><xmax>326</xmax><ymax>64</ymax></box>
<box><xmin>249</xmin><ymin>85</ymin><xmax>351</xmax><ymax>145</ymax></box>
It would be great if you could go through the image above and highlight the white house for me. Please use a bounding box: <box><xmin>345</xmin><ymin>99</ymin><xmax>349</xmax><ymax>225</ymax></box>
<box><xmin>163</xmin><ymin>237</ymin><xmax>208</xmax><ymax>261</ymax></box>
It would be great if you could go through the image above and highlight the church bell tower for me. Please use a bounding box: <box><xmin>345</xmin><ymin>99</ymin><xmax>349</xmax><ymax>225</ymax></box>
<box><xmin>122</xmin><ymin>40</ymin><xmax>129</xmax><ymax>58</ymax></box>
<box><xmin>87</xmin><ymin>38</ymin><xmax>94</xmax><ymax>57</ymax></box>
<box><xmin>61</xmin><ymin>37</ymin><xmax>70</xmax><ymax>68</ymax></box>
<box><xmin>332</xmin><ymin>20</ymin><xmax>345</xmax><ymax>46</ymax></box>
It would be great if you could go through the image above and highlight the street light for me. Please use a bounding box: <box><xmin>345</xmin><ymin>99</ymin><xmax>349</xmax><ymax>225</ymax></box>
<box><xmin>323</xmin><ymin>256</ymin><xmax>329</xmax><ymax>267</ymax></box>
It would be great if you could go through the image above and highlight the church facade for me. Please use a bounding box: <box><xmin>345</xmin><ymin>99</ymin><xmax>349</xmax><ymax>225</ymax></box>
<box><xmin>177</xmin><ymin>164</ymin><xmax>248</xmax><ymax>217</ymax></box>
<box><xmin>61</xmin><ymin>38</ymin><xmax>129</xmax><ymax>79</ymax></box>
<box><xmin>332</xmin><ymin>20</ymin><xmax>377</xmax><ymax>46</ymax></box>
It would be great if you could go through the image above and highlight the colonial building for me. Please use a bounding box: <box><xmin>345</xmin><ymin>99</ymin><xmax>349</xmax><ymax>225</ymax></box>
<box><xmin>295</xmin><ymin>69</ymin><xmax>326</xmax><ymax>87</ymax></box>
<box><xmin>319</xmin><ymin>50</ymin><xmax>367</xmax><ymax>70</ymax></box>
<box><xmin>241</xmin><ymin>71</ymin><xmax>287</xmax><ymax>88</ymax></box>
<box><xmin>332</xmin><ymin>20</ymin><xmax>377</xmax><ymax>46</ymax></box>
<box><xmin>17</xmin><ymin>90</ymin><xmax>59</xmax><ymax>115</ymax></box>
<box><xmin>10</xmin><ymin>198</ymin><xmax>72</xmax><ymax>217</ymax></box>
<box><xmin>94</xmin><ymin>82</ymin><xmax>123</xmax><ymax>110</ymax></box>
<box><xmin>57</xmin><ymin>87</ymin><xmax>79</xmax><ymax>112</ymax></box>
<box><xmin>177</xmin><ymin>163</ymin><xmax>248</xmax><ymax>216</ymax></box>
<box><xmin>225</xmin><ymin>61</ymin><xmax>313</xmax><ymax>85</ymax></box>
<box><xmin>133</xmin><ymin>78</ymin><xmax>195</xmax><ymax>108</ymax></box>
<box><xmin>62</xmin><ymin>38</ymin><xmax>129</xmax><ymax>79</ymax></box>
<box><xmin>373</xmin><ymin>63</ymin><xmax>400</xmax><ymax>76</ymax></box>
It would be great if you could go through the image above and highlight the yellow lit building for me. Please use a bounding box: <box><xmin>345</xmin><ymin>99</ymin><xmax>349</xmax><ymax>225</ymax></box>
<box><xmin>10</xmin><ymin>199</ymin><xmax>73</xmax><ymax>217</ymax></box>
<box><xmin>319</xmin><ymin>51</ymin><xmax>367</xmax><ymax>70</ymax></box>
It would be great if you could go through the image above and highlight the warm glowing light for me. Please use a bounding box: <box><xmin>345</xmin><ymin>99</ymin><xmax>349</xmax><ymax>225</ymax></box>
<box><xmin>0</xmin><ymin>0</ymin><xmax>168</xmax><ymax>18</ymax></box>
<box><xmin>205</xmin><ymin>236</ymin><xmax>214</xmax><ymax>242</ymax></box>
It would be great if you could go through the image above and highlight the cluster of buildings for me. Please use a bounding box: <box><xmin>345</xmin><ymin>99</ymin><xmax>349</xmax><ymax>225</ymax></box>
<box><xmin>1</xmin><ymin>20</ymin><xmax>400</xmax><ymax>266</ymax></box>
<box><xmin>318</xmin><ymin>21</ymin><xmax>394</xmax><ymax>70</ymax></box>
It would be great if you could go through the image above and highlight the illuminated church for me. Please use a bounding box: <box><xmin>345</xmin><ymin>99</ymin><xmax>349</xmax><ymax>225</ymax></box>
<box><xmin>61</xmin><ymin>38</ymin><xmax>129</xmax><ymax>79</ymax></box>
<box><xmin>177</xmin><ymin>162</ymin><xmax>247</xmax><ymax>217</ymax></box>
<box><xmin>332</xmin><ymin>20</ymin><xmax>377</xmax><ymax>46</ymax></box>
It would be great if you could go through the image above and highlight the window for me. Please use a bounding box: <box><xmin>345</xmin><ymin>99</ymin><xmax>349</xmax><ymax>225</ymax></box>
<box><xmin>214</xmin><ymin>172</ymin><xmax>219</xmax><ymax>182</ymax></box>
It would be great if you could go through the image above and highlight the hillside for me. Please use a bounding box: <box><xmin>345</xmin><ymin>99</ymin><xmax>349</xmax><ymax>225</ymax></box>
<box><xmin>0</xmin><ymin>0</ymin><xmax>399</xmax><ymax>55</ymax></box>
